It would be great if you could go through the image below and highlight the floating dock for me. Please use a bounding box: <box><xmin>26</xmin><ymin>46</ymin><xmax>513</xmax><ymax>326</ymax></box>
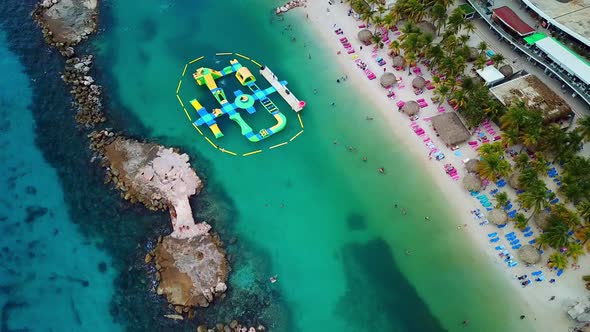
<box><xmin>259</xmin><ymin>66</ymin><xmax>304</xmax><ymax>112</ymax></box>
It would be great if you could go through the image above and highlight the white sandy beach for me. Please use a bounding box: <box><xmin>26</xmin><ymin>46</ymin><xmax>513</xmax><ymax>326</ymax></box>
<box><xmin>293</xmin><ymin>1</ymin><xmax>590</xmax><ymax>331</ymax></box>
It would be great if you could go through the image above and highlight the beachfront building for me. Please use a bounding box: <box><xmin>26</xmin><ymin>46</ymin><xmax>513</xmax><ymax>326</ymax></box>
<box><xmin>464</xmin><ymin>0</ymin><xmax>590</xmax><ymax>108</ymax></box>
<box><xmin>520</xmin><ymin>0</ymin><xmax>590</xmax><ymax>49</ymax></box>
<box><xmin>489</xmin><ymin>74</ymin><xmax>574</xmax><ymax>125</ymax></box>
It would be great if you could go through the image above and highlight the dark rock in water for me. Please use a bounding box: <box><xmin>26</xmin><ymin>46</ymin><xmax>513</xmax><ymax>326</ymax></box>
<box><xmin>346</xmin><ymin>213</ymin><xmax>367</xmax><ymax>231</ymax></box>
<box><xmin>24</xmin><ymin>186</ymin><xmax>37</xmax><ymax>195</ymax></box>
<box><xmin>98</xmin><ymin>261</ymin><xmax>107</xmax><ymax>273</ymax></box>
<box><xmin>1</xmin><ymin>301</ymin><xmax>29</xmax><ymax>332</ymax></box>
<box><xmin>24</xmin><ymin>206</ymin><xmax>48</xmax><ymax>224</ymax></box>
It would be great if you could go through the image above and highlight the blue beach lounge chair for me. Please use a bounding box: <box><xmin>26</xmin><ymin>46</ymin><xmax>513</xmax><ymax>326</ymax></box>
<box><xmin>506</xmin><ymin>232</ymin><xmax>515</xmax><ymax>236</ymax></box>
<box><xmin>557</xmin><ymin>269</ymin><xmax>564</xmax><ymax>277</ymax></box>
<box><xmin>490</xmin><ymin>237</ymin><xmax>500</xmax><ymax>243</ymax></box>
<box><xmin>512</xmin><ymin>244</ymin><xmax>522</xmax><ymax>250</ymax></box>
<box><xmin>522</xmin><ymin>226</ymin><xmax>531</xmax><ymax>233</ymax></box>
<box><xmin>528</xmin><ymin>239</ymin><xmax>536</xmax><ymax>244</ymax></box>
<box><xmin>495</xmin><ymin>245</ymin><xmax>505</xmax><ymax>250</ymax></box>
<box><xmin>510</xmin><ymin>240</ymin><xmax>520</xmax><ymax>246</ymax></box>
<box><xmin>497</xmin><ymin>223</ymin><xmax>507</xmax><ymax>228</ymax></box>
<box><xmin>508</xmin><ymin>261</ymin><xmax>518</xmax><ymax>267</ymax></box>
<box><xmin>524</xmin><ymin>231</ymin><xmax>534</xmax><ymax>237</ymax></box>
<box><xmin>488</xmin><ymin>232</ymin><xmax>498</xmax><ymax>238</ymax></box>
<box><xmin>482</xmin><ymin>202</ymin><xmax>492</xmax><ymax>207</ymax></box>
<box><xmin>531</xmin><ymin>271</ymin><xmax>542</xmax><ymax>276</ymax></box>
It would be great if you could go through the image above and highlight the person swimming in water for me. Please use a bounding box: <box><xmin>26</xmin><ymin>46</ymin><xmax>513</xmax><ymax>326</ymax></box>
<box><xmin>378</xmin><ymin>167</ymin><xmax>385</xmax><ymax>173</ymax></box>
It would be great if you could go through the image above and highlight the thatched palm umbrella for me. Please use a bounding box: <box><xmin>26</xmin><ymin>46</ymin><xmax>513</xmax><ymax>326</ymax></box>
<box><xmin>465</xmin><ymin>159</ymin><xmax>480</xmax><ymax>173</ymax></box>
<box><xmin>412</xmin><ymin>76</ymin><xmax>426</xmax><ymax>89</ymax></box>
<box><xmin>392</xmin><ymin>55</ymin><xmax>405</xmax><ymax>67</ymax></box>
<box><xmin>508</xmin><ymin>171</ymin><xmax>521</xmax><ymax>190</ymax></box>
<box><xmin>487</xmin><ymin>209</ymin><xmax>508</xmax><ymax>225</ymax></box>
<box><xmin>534</xmin><ymin>210</ymin><xmax>551</xmax><ymax>230</ymax></box>
<box><xmin>401</xmin><ymin>101</ymin><xmax>420</xmax><ymax>116</ymax></box>
<box><xmin>416</xmin><ymin>21</ymin><xmax>435</xmax><ymax>36</ymax></box>
<box><xmin>499</xmin><ymin>64</ymin><xmax>513</xmax><ymax>77</ymax></box>
<box><xmin>468</xmin><ymin>47</ymin><xmax>479</xmax><ymax>62</ymax></box>
<box><xmin>358</xmin><ymin>29</ymin><xmax>373</xmax><ymax>45</ymax></box>
<box><xmin>517</xmin><ymin>244</ymin><xmax>542</xmax><ymax>264</ymax></box>
<box><xmin>380</xmin><ymin>73</ymin><xmax>397</xmax><ymax>88</ymax></box>
<box><xmin>463</xmin><ymin>173</ymin><xmax>482</xmax><ymax>192</ymax></box>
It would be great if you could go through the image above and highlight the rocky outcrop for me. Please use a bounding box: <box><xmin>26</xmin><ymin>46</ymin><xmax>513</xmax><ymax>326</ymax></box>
<box><xmin>89</xmin><ymin>131</ymin><xmax>229</xmax><ymax>310</ymax></box>
<box><xmin>34</xmin><ymin>0</ymin><xmax>98</xmax><ymax>48</ymax></box>
<box><xmin>148</xmin><ymin>233</ymin><xmax>228</xmax><ymax>309</ymax></box>
<box><xmin>89</xmin><ymin>131</ymin><xmax>203</xmax><ymax>225</ymax></box>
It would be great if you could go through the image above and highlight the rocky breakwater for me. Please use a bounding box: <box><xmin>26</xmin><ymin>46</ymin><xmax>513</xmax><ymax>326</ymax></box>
<box><xmin>62</xmin><ymin>55</ymin><xmax>105</xmax><ymax>125</ymax></box>
<box><xmin>34</xmin><ymin>0</ymin><xmax>105</xmax><ymax>126</ymax></box>
<box><xmin>275</xmin><ymin>0</ymin><xmax>306</xmax><ymax>14</ymax></box>
<box><xmin>89</xmin><ymin>131</ymin><xmax>229</xmax><ymax>313</ymax></box>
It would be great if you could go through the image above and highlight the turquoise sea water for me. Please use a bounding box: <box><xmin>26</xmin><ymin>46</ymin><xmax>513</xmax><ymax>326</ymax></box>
<box><xmin>94</xmin><ymin>0</ymin><xmax>537</xmax><ymax>331</ymax></box>
<box><xmin>0</xmin><ymin>0</ymin><xmax>539</xmax><ymax>330</ymax></box>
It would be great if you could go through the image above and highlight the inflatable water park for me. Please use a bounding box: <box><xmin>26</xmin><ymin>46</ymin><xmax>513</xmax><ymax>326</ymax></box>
<box><xmin>188</xmin><ymin>58</ymin><xmax>305</xmax><ymax>143</ymax></box>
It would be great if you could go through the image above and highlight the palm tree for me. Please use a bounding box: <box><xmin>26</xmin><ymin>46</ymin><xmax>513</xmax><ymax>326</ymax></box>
<box><xmin>405</xmin><ymin>52</ymin><xmax>417</xmax><ymax>74</ymax></box>
<box><xmin>495</xmin><ymin>191</ymin><xmax>509</xmax><ymax>208</ymax></box>
<box><xmin>430</xmin><ymin>3</ymin><xmax>447</xmax><ymax>35</ymax></box>
<box><xmin>518</xmin><ymin>180</ymin><xmax>548</xmax><ymax>220</ymax></box>
<box><xmin>500</xmin><ymin>100</ymin><xmax>528</xmax><ymax>131</ymax></box>
<box><xmin>530</xmin><ymin>153</ymin><xmax>550</xmax><ymax>176</ymax></box>
<box><xmin>463</xmin><ymin>22</ymin><xmax>476</xmax><ymax>36</ymax></box>
<box><xmin>478</xmin><ymin>152</ymin><xmax>511</xmax><ymax>181</ymax></box>
<box><xmin>566</xmin><ymin>241</ymin><xmax>585</xmax><ymax>262</ymax></box>
<box><xmin>389</xmin><ymin>40</ymin><xmax>401</xmax><ymax>56</ymax></box>
<box><xmin>576</xmin><ymin>223</ymin><xmax>590</xmax><ymax>248</ymax></box>
<box><xmin>541</xmin><ymin>219</ymin><xmax>570</xmax><ymax>249</ymax></box>
<box><xmin>477</xmin><ymin>41</ymin><xmax>488</xmax><ymax>55</ymax></box>
<box><xmin>514</xmin><ymin>153</ymin><xmax>530</xmax><ymax>172</ymax></box>
<box><xmin>576</xmin><ymin>116</ymin><xmax>590</xmax><ymax>142</ymax></box>
<box><xmin>502</xmin><ymin>127</ymin><xmax>521</xmax><ymax>148</ymax></box>
<box><xmin>578</xmin><ymin>200</ymin><xmax>590</xmax><ymax>224</ymax></box>
<box><xmin>478</xmin><ymin>142</ymin><xmax>505</xmax><ymax>157</ymax></box>
<box><xmin>474</xmin><ymin>55</ymin><xmax>487</xmax><ymax>71</ymax></box>
<box><xmin>514</xmin><ymin>213</ymin><xmax>528</xmax><ymax>230</ymax></box>
<box><xmin>548</xmin><ymin>252</ymin><xmax>568</xmax><ymax>270</ymax></box>
<box><xmin>551</xmin><ymin>203</ymin><xmax>580</xmax><ymax>228</ymax></box>
<box><xmin>539</xmin><ymin>124</ymin><xmax>569</xmax><ymax>160</ymax></box>
<box><xmin>491</xmin><ymin>53</ymin><xmax>506</xmax><ymax>67</ymax></box>
<box><xmin>433</xmin><ymin>84</ymin><xmax>451</xmax><ymax>106</ymax></box>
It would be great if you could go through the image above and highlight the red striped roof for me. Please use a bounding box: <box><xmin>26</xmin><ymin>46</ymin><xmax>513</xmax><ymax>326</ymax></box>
<box><xmin>493</xmin><ymin>6</ymin><xmax>535</xmax><ymax>36</ymax></box>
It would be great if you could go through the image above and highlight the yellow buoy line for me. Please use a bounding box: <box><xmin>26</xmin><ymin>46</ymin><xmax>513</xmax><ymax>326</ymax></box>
<box><xmin>176</xmin><ymin>53</ymin><xmax>306</xmax><ymax>157</ymax></box>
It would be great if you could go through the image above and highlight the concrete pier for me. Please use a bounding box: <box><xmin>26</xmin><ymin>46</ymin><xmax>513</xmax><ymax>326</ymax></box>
<box><xmin>259</xmin><ymin>66</ymin><xmax>304</xmax><ymax>112</ymax></box>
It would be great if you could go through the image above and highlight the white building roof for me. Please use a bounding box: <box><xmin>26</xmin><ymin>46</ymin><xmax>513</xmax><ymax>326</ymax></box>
<box><xmin>476</xmin><ymin>66</ymin><xmax>505</xmax><ymax>86</ymax></box>
<box><xmin>535</xmin><ymin>37</ymin><xmax>590</xmax><ymax>85</ymax></box>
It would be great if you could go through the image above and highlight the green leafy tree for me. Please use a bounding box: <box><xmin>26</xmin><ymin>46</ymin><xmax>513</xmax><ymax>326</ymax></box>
<box><xmin>495</xmin><ymin>192</ymin><xmax>509</xmax><ymax>208</ymax></box>
<box><xmin>514</xmin><ymin>213</ymin><xmax>528</xmax><ymax>230</ymax></box>
<box><xmin>518</xmin><ymin>180</ymin><xmax>548</xmax><ymax>220</ymax></box>
<box><xmin>566</xmin><ymin>241</ymin><xmax>585</xmax><ymax>263</ymax></box>
<box><xmin>548</xmin><ymin>252</ymin><xmax>568</xmax><ymax>270</ymax></box>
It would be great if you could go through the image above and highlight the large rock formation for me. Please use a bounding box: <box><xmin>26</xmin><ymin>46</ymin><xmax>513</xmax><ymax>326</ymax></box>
<box><xmin>151</xmin><ymin>234</ymin><xmax>229</xmax><ymax>308</ymax></box>
<box><xmin>35</xmin><ymin>0</ymin><xmax>98</xmax><ymax>46</ymax></box>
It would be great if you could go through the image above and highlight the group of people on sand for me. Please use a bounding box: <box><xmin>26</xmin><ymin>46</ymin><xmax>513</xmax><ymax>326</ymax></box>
<box><xmin>178</xmin><ymin>225</ymin><xmax>191</xmax><ymax>232</ymax></box>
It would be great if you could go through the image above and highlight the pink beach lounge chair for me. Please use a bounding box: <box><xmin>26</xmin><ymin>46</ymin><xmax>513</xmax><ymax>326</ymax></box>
<box><xmin>396</xmin><ymin>101</ymin><xmax>405</xmax><ymax>108</ymax></box>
